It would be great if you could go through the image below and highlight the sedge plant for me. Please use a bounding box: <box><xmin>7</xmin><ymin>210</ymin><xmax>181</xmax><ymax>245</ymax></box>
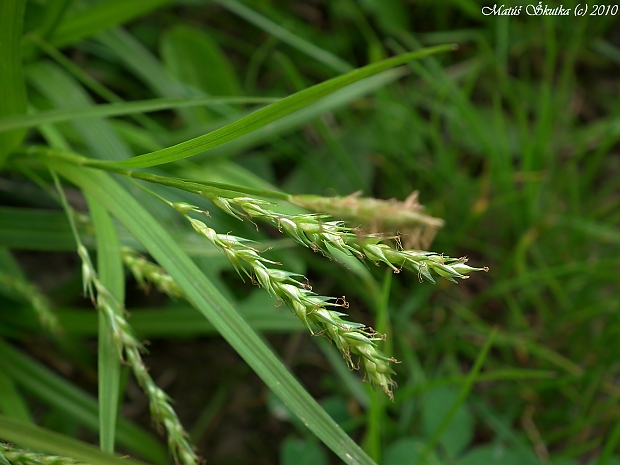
<box><xmin>0</xmin><ymin>2</ymin><xmax>494</xmax><ymax>465</ymax></box>
<box><xmin>1</xmin><ymin>2</ymin><xmax>617</xmax><ymax>464</ymax></box>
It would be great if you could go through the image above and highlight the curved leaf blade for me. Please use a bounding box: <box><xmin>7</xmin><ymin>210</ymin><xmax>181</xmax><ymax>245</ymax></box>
<box><xmin>89</xmin><ymin>45</ymin><xmax>456</xmax><ymax>169</ymax></box>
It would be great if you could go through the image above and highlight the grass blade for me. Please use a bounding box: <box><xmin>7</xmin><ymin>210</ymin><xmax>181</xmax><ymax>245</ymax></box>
<box><xmin>88</xmin><ymin>198</ymin><xmax>123</xmax><ymax>453</ymax></box>
<box><xmin>0</xmin><ymin>97</ymin><xmax>277</xmax><ymax>133</ymax></box>
<box><xmin>0</xmin><ymin>340</ymin><xmax>167</xmax><ymax>465</ymax></box>
<box><xmin>52</xmin><ymin>161</ymin><xmax>378</xmax><ymax>465</ymax></box>
<box><xmin>0</xmin><ymin>371</ymin><xmax>31</xmax><ymax>422</ymax></box>
<box><xmin>414</xmin><ymin>328</ymin><xmax>498</xmax><ymax>465</ymax></box>
<box><xmin>48</xmin><ymin>303</ymin><xmax>303</xmax><ymax>338</ymax></box>
<box><xmin>0</xmin><ymin>0</ymin><xmax>27</xmax><ymax>165</ymax></box>
<box><xmin>96</xmin><ymin>28</ymin><xmax>236</xmax><ymax>123</ymax></box>
<box><xmin>0</xmin><ymin>415</ymin><xmax>148</xmax><ymax>465</ymax></box>
<box><xmin>49</xmin><ymin>0</ymin><xmax>174</xmax><ymax>48</ymax></box>
<box><xmin>215</xmin><ymin>0</ymin><xmax>353</xmax><ymax>73</ymax></box>
<box><xmin>162</xmin><ymin>68</ymin><xmax>405</xmax><ymax>159</ymax></box>
<box><xmin>88</xmin><ymin>45</ymin><xmax>456</xmax><ymax>169</ymax></box>
<box><xmin>26</xmin><ymin>62</ymin><xmax>132</xmax><ymax>161</ymax></box>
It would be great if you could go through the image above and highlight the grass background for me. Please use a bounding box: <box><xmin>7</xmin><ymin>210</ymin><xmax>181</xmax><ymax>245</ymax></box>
<box><xmin>1</xmin><ymin>1</ymin><xmax>620</xmax><ymax>464</ymax></box>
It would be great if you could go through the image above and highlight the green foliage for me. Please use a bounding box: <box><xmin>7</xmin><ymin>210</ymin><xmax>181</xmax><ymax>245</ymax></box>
<box><xmin>0</xmin><ymin>0</ymin><xmax>27</xmax><ymax>164</ymax></box>
<box><xmin>1</xmin><ymin>1</ymin><xmax>619</xmax><ymax>465</ymax></box>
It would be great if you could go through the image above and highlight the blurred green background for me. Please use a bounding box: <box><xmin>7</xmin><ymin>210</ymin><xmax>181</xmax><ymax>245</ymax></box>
<box><xmin>1</xmin><ymin>0</ymin><xmax>620</xmax><ymax>464</ymax></box>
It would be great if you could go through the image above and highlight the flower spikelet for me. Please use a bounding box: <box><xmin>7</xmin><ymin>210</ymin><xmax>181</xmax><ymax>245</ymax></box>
<box><xmin>185</xmin><ymin>214</ymin><xmax>398</xmax><ymax>397</ymax></box>
<box><xmin>122</xmin><ymin>247</ymin><xmax>184</xmax><ymax>298</ymax></box>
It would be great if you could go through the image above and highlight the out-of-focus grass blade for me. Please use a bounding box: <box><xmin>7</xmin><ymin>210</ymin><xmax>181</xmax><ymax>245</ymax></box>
<box><xmin>597</xmin><ymin>419</ymin><xmax>620</xmax><ymax>465</ymax></box>
<box><xmin>414</xmin><ymin>329</ymin><xmax>497</xmax><ymax>465</ymax></box>
<box><xmin>162</xmin><ymin>25</ymin><xmax>242</xmax><ymax>97</ymax></box>
<box><xmin>97</xmin><ymin>27</ymin><xmax>188</xmax><ymax>98</ymax></box>
<box><xmin>396</xmin><ymin>369</ymin><xmax>557</xmax><ymax>398</ymax></box>
<box><xmin>591</xmin><ymin>38</ymin><xmax>620</xmax><ymax>66</ymax></box>
<box><xmin>0</xmin><ymin>340</ymin><xmax>167</xmax><ymax>465</ymax></box>
<box><xmin>26</xmin><ymin>62</ymin><xmax>132</xmax><ymax>161</ymax></box>
<box><xmin>0</xmin><ymin>96</ymin><xmax>277</xmax><ymax>132</ymax></box>
<box><xmin>89</xmin><ymin>45</ymin><xmax>455</xmax><ymax>169</ymax></box>
<box><xmin>96</xmin><ymin>28</ymin><xmax>236</xmax><ymax>123</ymax></box>
<box><xmin>556</xmin><ymin>216</ymin><xmax>620</xmax><ymax>244</ymax></box>
<box><xmin>49</xmin><ymin>297</ymin><xmax>303</xmax><ymax>338</ymax></box>
<box><xmin>0</xmin><ymin>207</ymin><xmax>79</xmax><ymax>250</ymax></box>
<box><xmin>215</xmin><ymin>0</ymin><xmax>352</xmax><ymax>73</ymax></box>
<box><xmin>0</xmin><ymin>205</ymin><xmax>295</xmax><ymax>255</ymax></box>
<box><xmin>472</xmin><ymin>398</ymin><xmax>541</xmax><ymax>462</ymax></box>
<box><xmin>9</xmin><ymin>304</ymin><xmax>303</xmax><ymax>337</ymax></box>
<box><xmin>0</xmin><ymin>415</ymin><xmax>148</xmax><ymax>465</ymax></box>
<box><xmin>160</xmin><ymin>68</ymin><xmax>405</xmax><ymax>156</ymax></box>
<box><xmin>0</xmin><ymin>371</ymin><xmax>31</xmax><ymax>422</ymax></box>
<box><xmin>88</xmin><ymin>198</ymin><xmax>123</xmax><ymax>454</ymax></box>
<box><xmin>26</xmin><ymin>33</ymin><xmax>163</xmax><ymax>132</ymax></box>
<box><xmin>53</xmin><ymin>162</ymin><xmax>378</xmax><ymax>465</ymax></box>
<box><xmin>30</xmin><ymin>0</ymin><xmax>73</xmax><ymax>42</ymax></box>
<box><xmin>0</xmin><ymin>0</ymin><xmax>27</xmax><ymax>165</ymax></box>
<box><xmin>49</xmin><ymin>0</ymin><xmax>174</xmax><ymax>48</ymax></box>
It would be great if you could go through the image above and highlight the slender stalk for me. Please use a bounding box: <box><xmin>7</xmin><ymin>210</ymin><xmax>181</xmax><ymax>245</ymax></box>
<box><xmin>50</xmin><ymin>170</ymin><xmax>197</xmax><ymax>465</ymax></box>
<box><xmin>21</xmin><ymin>146</ymin><xmax>290</xmax><ymax>201</ymax></box>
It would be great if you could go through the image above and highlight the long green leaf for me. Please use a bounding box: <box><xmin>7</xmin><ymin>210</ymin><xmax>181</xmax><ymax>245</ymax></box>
<box><xmin>0</xmin><ymin>97</ymin><xmax>277</xmax><ymax>133</ymax></box>
<box><xmin>185</xmin><ymin>68</ymin><xmax>406</xmax><ymax>160</ymax></box>
<box><xmin>49</xmin><ymin>0</ymin><xmax>174</xmax><ymax>48</ymax></box>
<box><xmin>96</xmin><ymin>28</ymin><xmax>236</xmax><ymax>124</ymax></box>
<box><xmin>32</xmin><ymin>0</ymin><xmax>73</xmax><ymax>42</ymax></box>
<box><xmin>0</xmin><ymin>415</ymin><xmax>148</xmax><ymax>465</ymax></box>
<box><xmin>0</xmin><ymin>205</ymin><xmax>294</xmax><ymax>255</ymax></box>
<box><xmin>0</xmin><ymin>0</ymin><xmax>27</xmax><ymax>164</ymax></box>
<box><xmin>86</xmin><ymin>45</ymin><xmax>455</xmax><ymax>169</ymax></box>
<box><xmin>214</xmin><ymin>0</ymin><xmax>353</xmax><ymax>73</ymax></box>
<box><xmin>415</xmin><ymin>329</ymin><xmax>497</xmax><ymax>465</ymax></box>
<box><xmin>26</xmin><ymin>62</ymin><xmax>132</xmax><ymax>161</ymax></box>
<box><xmin>88</xmin><ymin>198</ymin><xmax>123</xmax><ymax>453</ymax></box>
<box><xmin>0</xmin><ymin>371</ymin><xmax>31</xmax><ymax>422</ymax></box>
<box><xmin>52</xmin><ymin>161</ymin><xmax>378</xmax><ymax>465</ymax></box>
<box><xmin>7</xmin><ymin>305</ymin><xmax>303</xmax><ymax>337</ymax></box>
<box><xmin>0</xmin><ymin>340</ymin><xmax>167</xmax><ymax>465</ymax></box>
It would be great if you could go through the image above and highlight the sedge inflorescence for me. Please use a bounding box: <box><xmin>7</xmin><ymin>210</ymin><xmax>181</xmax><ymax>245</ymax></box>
<box><xmin>77</xmin><ymin>245</ymin><xmax>197</xmax><ymax>465</ymax></box>
<box><xmin>0</xmin><ymin>442</ymin><xmax>87</xmax><ymax>465</ymax></box>
<box><xmin>122</xmin><ymin>247</ymin><xmax>184</xmax><ymax>298</ymax></box>
<box><xmin>207</xmin><ymin>196</ymin><xmax>487</xmax><ymax>283</ymax></box>
<box><xmin>171</xmin><ymin>195</ymin><xmax>487</xmax><ymax>399</ymax></box>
